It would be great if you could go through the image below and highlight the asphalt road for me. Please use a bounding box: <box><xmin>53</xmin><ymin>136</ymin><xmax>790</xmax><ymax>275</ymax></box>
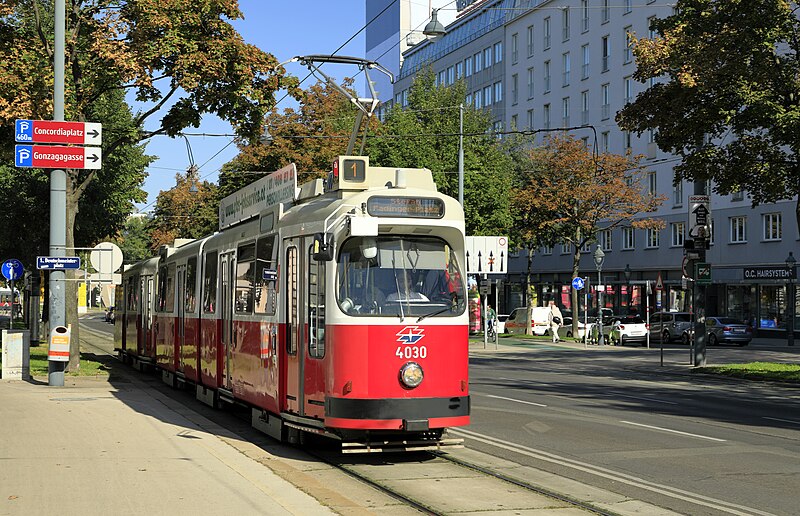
<box><xmin>463</xmin><ymin>341</ymin><xmax>800</xmax><ymax>516</ymax></box>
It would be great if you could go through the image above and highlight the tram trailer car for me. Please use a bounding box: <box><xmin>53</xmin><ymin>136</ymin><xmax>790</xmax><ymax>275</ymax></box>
<box><xmin>116</xmin><ymin>156</ymin><xmax>470</xmax><ymax>452</ymax></box>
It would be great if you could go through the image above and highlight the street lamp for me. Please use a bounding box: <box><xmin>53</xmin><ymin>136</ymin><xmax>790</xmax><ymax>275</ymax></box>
<box><xmin>423</xmin><ymin>9</ymin><xmax>446</xmax><ymax>38</ymax></box>
<box><xmin>787</xmin><ymin>252</ymin><xmax>796</xmax><ymax>347</ymax></box>
<box><xmin>624</xmin><ymin>264</ymin><xmax>632</xmax><ymax>313</ymax></box>
<box><xmin>593</xmin><ymin>245</ymin><xmax>606</xmax><ymax>345</ymax></box>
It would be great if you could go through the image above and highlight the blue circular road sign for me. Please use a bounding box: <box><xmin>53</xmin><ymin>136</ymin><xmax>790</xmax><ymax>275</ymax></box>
<box><xmin>2</xmin><ymin>259</ymin><xmax>24</xmax><ymax>281</ymax></box>
<box><xmin>572</xmin><ymin>277</ymin><xmax>585</xmax><ymax>290</ymax></box>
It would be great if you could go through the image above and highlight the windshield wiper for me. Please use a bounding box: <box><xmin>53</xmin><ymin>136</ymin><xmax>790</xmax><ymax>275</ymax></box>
<box><xmin>417</xmin><ymin>305</ymin><xmax>451</xmax><ymax>323</ymax></box>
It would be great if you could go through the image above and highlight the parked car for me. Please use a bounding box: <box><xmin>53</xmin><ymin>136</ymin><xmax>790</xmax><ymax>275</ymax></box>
<box><xmin>705</xmin><ymin>316</ymin><xmax>753</xmax><ymax>346</ymax></box>
<box><xmin>649</xmin><ymin>311</ymin><xmax>693</xmax><ymax>344</ymax></box>
<box><xmin>608</xmin><ymin>315</ymin><xmax>649</xmax><ymax>346</ymax></box>
<box><xmin>505</xmin><ymin>306</ymin><xmax>551</xmax><ymax>336</ymax></box>
<box><xmin>557</xmin><ymin>316</ymin><xmax>594</xmax><ymax>341</ymax></box>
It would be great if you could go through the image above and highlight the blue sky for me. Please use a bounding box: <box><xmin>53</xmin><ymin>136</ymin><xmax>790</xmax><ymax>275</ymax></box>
<box><xmin>136</xmin><ymin>1</ymin><xmax>366</xmax><ymax>212</ymax></box>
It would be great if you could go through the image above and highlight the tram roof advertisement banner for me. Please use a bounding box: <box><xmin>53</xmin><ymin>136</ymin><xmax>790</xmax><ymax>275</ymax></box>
<box><xmin>218</xmin><ymin>163</ymin><xmax>298</xmax><ymax>230</ymax></box>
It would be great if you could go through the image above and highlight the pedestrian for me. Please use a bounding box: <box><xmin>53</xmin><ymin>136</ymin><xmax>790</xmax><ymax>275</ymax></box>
<box><xmin>547</xmin><ymin>300</ymin><xmax>563</xmax><ymax>343</ymax></box>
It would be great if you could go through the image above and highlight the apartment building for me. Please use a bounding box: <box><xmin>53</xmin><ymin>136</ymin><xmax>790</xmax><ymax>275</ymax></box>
<box><xmin>386</xmin><ymin>0</ymin><xmax>798</xmax><ymax>337</ymax></box>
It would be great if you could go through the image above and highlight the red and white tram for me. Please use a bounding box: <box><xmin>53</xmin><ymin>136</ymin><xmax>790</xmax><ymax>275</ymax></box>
<box><xmin>115</xmin><ymin>156</ymin><xmax>470</xmax><ymax>452</ymax></box>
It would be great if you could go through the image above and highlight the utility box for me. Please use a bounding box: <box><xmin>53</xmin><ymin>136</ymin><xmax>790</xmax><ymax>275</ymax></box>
<box><xmin>2</xmin><ymin>330</ymin><xmax>30</xmax><ymax>380</ymax></box>
<box><xmin>48</xmin><ymin>325</ymin><xmax>71</xmax><ymax>362</ymax></box>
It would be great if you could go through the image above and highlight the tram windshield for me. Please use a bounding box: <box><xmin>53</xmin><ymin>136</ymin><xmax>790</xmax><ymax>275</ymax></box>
<box><xmin>337</xmin><ymin>236</ymin><xmax>466</xmax><ymax>318</ymax></box>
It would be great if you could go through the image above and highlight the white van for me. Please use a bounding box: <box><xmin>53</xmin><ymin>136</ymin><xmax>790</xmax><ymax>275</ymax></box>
<box><xmin>505</xmin><ymin>306</ymin><xmax>551</xmax><ymax>336</ymax></box>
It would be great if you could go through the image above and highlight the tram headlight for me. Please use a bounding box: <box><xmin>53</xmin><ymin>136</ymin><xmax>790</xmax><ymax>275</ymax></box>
<box><xmin>399</xmin><ymin>362</ymin><xmax>424</xmax><ymax>388</ymax></box>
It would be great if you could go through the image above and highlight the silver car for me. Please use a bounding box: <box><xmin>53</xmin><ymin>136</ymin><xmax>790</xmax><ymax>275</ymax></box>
<box><xmin>649</xmin><ymin>311</ymin><xmax>693</xmax><ymax>344</ymax></box>
<box><xmin>705</xmin><ymin>317</ymin><xmax>753</xmax><ymax>346</ymax></box>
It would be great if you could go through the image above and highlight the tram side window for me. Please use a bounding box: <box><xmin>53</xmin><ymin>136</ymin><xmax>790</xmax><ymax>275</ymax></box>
<box><xmin>127</xmin><ymin>274</ymin><xmax>139</xmax><ymax>311</ymax></box>
<box><xmin>308</xmin><ymin>247</ymin><xmax>326</xmax><ymax>359</ymax></box>
<box><xmin>236</xmin><ymin>242</ymin><xmax>256</xmax><ymax>313</ymax></box>
<box><xmin>203</xmin><ymin>251</ymin><xmax>218</xmax><ymax>313</ymax></box>
<box><xmin>157</xmin><ymin>264</ymin><xmax>176</xmax><ymax>312</ymax></box>
<box><xmin>185</xmin><ymin>257</ymin><xmax>197</xmax><ymax>313</ymax></box>
<box><xmin>254</xmin><ymin>235</ymin><xmax>277</xmax><ymax>315</ymax></box>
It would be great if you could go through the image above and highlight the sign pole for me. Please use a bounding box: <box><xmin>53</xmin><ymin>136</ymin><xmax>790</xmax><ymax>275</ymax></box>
<box><xmin>48</xmin><ymin>0</ymin><xmax>67</xmax><ymax>387</ymax></box>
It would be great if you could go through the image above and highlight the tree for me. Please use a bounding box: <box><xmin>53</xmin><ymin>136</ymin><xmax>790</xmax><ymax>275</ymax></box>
<box><xmin>218</xmin><ymin>79</ymin><xmax>358</xmax><ymax>197</ymax></box>
<box><xmin>367</xmin><ymin>69</ymin><xmax>514</xmax><ymax>236</ymax></box>
<box><xmin>512</xmin><ymin>134</ymin><xmax>665</xmax><ymax>335</ymax></box>
<box><xmin>148</xmin><ymin>167</ymin><xmax>219</xmax><ymax>250</ymax></box>
<box><xmin>114</xmin><ymin>215</ymin><xmax>153</xmax><ymax>264</ymax></box>
<box><xmin>0</xmin><ymin>0</ymin><xmax>296</xmax><ymax>370</ymax></box>
<box><xmin>616</xmin><ymin>0</ymin><xmax>800</xmax><ymax>233</ymax></box>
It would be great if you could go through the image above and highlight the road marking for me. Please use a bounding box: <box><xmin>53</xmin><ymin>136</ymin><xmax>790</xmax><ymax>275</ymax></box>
<box><xmin>763</xmin><ymin>416</ymin><xmax>800</xmax><ymax>426</ymax></box>
<box><xmin>620</xmin><ymin>420</ymin><xmax>727</xmax><ymax>442</ymax></box>
<box><xmin>452</xmin><ymin>427</ymin><xmax>771</xmax><ymax>516</ymax></box>
<box><xmin>612</xmin><ymin>393</ymin><xmax>678</xmax><ymax>405</ymax></box>
<box><xmin>484</xmin><ymin>394</ymin><xmax>547</xmax><ymax>407</ymax></box>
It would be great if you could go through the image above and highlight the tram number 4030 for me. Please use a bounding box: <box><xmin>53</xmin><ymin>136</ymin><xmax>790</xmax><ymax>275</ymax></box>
<box><xmin>396</xmin><ymin>346</ymin><xmax>427</xmax><ymax>359</ymax></box>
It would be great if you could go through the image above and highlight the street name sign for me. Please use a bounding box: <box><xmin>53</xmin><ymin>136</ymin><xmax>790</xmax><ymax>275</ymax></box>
<box><xmin>15</xmin><ymin>144</ymin><xmax>101</xmax><ymax>170</ymax></box>
<box><xmin>15</xmin><ymin>119</ymin><xmax>102</xmax><ymax>146</ymax></box>
<box><xmin>37</xmin><ymin>256</ymin><xmax>81</xmax><ymax>270</ymax></box>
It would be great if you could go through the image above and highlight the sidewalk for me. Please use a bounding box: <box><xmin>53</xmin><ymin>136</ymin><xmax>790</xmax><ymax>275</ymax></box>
<box><xmin>0</xmin><ymin>338</ymin><xmax>336</xmax><ymax>515</ymax></box>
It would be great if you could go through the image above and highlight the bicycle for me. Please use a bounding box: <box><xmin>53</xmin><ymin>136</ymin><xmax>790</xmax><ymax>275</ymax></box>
<box><xmin>486</xmin><ymin>318</ymin><xmax>497</xmax><ymax>342</ymax></box>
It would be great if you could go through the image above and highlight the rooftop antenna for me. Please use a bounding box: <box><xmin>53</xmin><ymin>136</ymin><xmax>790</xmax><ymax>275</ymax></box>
<box><xmin>292</xmin><ymin>55</ymin><xmax>394</xmax><ymax>156</ymax></box>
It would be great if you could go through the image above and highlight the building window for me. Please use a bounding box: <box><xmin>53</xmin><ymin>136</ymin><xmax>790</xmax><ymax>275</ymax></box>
<box><xmin>601</xmin><ymin>35</ymin><xmax>610</xmax><ymax>72</ymax></box>
<box><xmin>646</xmin><ymin>228</ymin><xmax>660</xmax><ymax>248</ymax></box>
<box><xmin>581</xmin><ymin>90</ymin><xmax>589</xmax><ymax>125</ymax></box>
<box><xmin>601</xmin><ymin>131</ymin><xmax>609</xmax><ymax>152</ymax></box>
<box><xmin>647</xmin><ymin>171</ymin><xmax>657</xmax><ymax>195</ymax></box>
<box><xmin>562</xmin><ymin>6</ymin><xmax>570</xmax><ymax>41</ymax></box>
<box><xmin>730</xmin><ymin>216</ymin><xmax>747</xmax><ymax>243</ymax></box>
<box><xmin>542</xmin><ymin>244</ymin><xmax>553</xmax><ymax>255</ymax></box>
<box><xmin>484</xmin><ymin>85</ymin><xmax>492</xmax><ymax>105</ymax></box>
<box><xmin>624</xmin><ymin>76</ymin><xmax>633</xmax><ymax>104</ymax></box>
<box><xmin>622</xmin><ymin>227</ymin><xmax>634</xmax><ymax>250</ymax></box>
<box><xmin>484</xmin><ymin>46</ymin><xmax>493</xmax><ymax>68</ymax></box>
<box><xmin>732</xmin><ymin>189</ymin><xmax>744</xmax><ymax>201</ymax></box>
<box><xmin>512</xmin><ymin>74</ymin><xmax>518</xmax><ymax>104</ymax></box>
<box><xmin>402</xmin><ymin>89</ymin><xmax>408</xmax><ymax>106</ymax></box>
<box><xmin>625</xmin><ymin>0</ymin><xmax>632</xmax><ymax>14</ymax></box>
<box><xmin>511</xmin><ymin>33</ymin><xmax>518</xmax><ymax>63</ymax></box>
<box><xmin>466</xmin><ymin>93</ymin><xmax>472</xmax><ymax>106</ymax></box>
<box><xmin>624</xmin><ymin>27</ymin><xmax>633</xmax><ymax>63</ymax></box>
<box><xmin>673</xmin><ymin>177</ymin><xmax>683</xmax><ymax>206</ymax></box>
<box><xmin>562</xmin><ymin>97</ymin><xmax>570</xmax><ymax>127</ymax></box>
<box><xmin>527</xmin><ymin>25</ymin><xmax>534</xmax><ymax>57</ymax></box>
<box><xmin>561</xmin><ymin>242</ymin><xmax>572</xmax><ymax>255</ymax></box>
<box><xmin>474</xmin><ymin>52</ymin><xmax>482</xmax><ymax>72</ymax></box>
<box><xmin>437</xmin><ymin>70</ymin><xmax>446</xmax><ymax>85</ymax></box>
<box><xmin>474</xmin><ymin>89</ymin><xmax>482</xmax><ymax>108</ymax></box>
<box><xmin>527</xmin><ymin>67</ymin><xmax>534</xmax><ymax>98</ymax></box>
<box><xmin>544</xmin><ymin>60</ymin><xmax>551</xmax><ymax>93</ymax></box>
<box><xmin>511</xmin><ymin>114</ymin><xmax>518</xmax><ymax>130</ymax></box>
<box><xmin>671</xmin><ymin>222</ymin><xmax>685</xmax><ymax>247</ymax></box>
<box><xmin>601</xmin><ymin>83</ymin><xmax>610</xmax><ymax>119</ymax></box>
<box><xmin>465</xmin><ymin>57</ymin><xmax>472</xmax><ymax>76</ymax></box>
<box><xmin>601</xmin><ymin>229</ymin><xmax>612</xmax><ymax>251</ymax></box>
<box><xmin>763</xmin><ymin>213</ymin><xmax>782</xmax><ymax>241</ymax></box>
<box><xmin>581</xmin><ymin>44</ymin><xmax>590</xmax><ymax>79</ymax></box>
<box><xmin>581</xmin><ymin>0</ymin><xmax>589</xmax><ymax>32</ymax></box>
<box><xmin>602</xmin><ymin>0</ymin><xmax>610</xmax><ymax>23</ymax></box>
<box><xmin>527</xmin><ymin>108</ymin><xmax>534</xmax><ymax>129</ymax></box>
<box><xmin>456</xmin><ymin>61</ymin><xmax>463</xmax><ymax>79</ymax></box>
<box><xmin>544</xmin><ymin>16</ymin><xmax>551</xmax><ymax>49</ymax></box>
<box><xmin>447</xmin><ymin>66</ymin><xmax>454</xmax><ymax>84</ymax></box>
<box><xmin>562</xmin><ymin>52</ymin><xmax>571</xmax><ymax>86</ymax></box>
<box><xmin>494</xmin><ymin>81</ymin><xmax>503</xmax><ymax>103</ymax></box>
<box><xmin>543</xmin><ymin>103</ymin><xmax>551</xmax><ymax>129</ymax></box>
<box><xmin>494</xmin><ymin>41</ymin><xmax>503</xmax><ymax>63</ymax></box>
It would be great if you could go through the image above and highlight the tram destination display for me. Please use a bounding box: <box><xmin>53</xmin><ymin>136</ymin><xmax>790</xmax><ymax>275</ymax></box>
<box><xmin>367</xmin><ymin>197</ymin><xmax>444</xmax><ymax>218</ymax></box>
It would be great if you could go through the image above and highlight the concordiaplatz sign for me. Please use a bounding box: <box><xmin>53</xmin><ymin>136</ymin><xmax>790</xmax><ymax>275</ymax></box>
<box><xmin>743</xmin><ymin>266</ymin><xmax>796</xmax><ymax>280</ymax></box>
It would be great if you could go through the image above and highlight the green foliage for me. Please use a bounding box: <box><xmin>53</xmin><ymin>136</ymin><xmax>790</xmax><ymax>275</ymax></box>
<box><xmin>367</xmin><ymin>69</ymin><xmax>514</xmax><ymax>236</ymax></box>
<box><xmin>617</xmin><ymin>0</ymin><xmax>800</xmax><ymax>231</ymax></box>
<box><xmin>115</xmin><ymin>216</ymin><xmax>154</xmax><ymax>264</ymax></box>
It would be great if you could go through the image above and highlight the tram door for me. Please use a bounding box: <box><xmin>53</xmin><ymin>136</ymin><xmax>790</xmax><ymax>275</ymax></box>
<box><xmin>284</xmin><ymin>241</ymin><xmax>304</xmax><ymax>414</ymax></box>
<box><xmin>219</xmin><ymin>252</ymin><xmax>235</xmax><ymax>390</ymax></box>
<box><xmin>139</xmin><ymin>275</ymin><xmax>154</xmax><ymax>356</ymax></box>
<box><xmin>175</xmin><ymin>264</ymin><xmax>186</xmax><ymax>372</ymax></box>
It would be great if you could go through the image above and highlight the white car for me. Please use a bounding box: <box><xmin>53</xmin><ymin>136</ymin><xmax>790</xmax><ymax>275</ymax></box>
<box><xmin>609</xmin><ymin>316</ymin><xmax>649</xmax><ymax>346</ymax></box>
<box><xmin>504</xmin><ymin>306</ymin><xmax>551</xmax><ymax>336</ymax></box>
<box><xmin>495</xmin><ymin>314</ymin><xmax>509</xmax><ymax>334</ymax></box>
<box><xmin>557</xmin><ymin>317</ymin><xmax>594</xmax><ymax>341</ymax></box>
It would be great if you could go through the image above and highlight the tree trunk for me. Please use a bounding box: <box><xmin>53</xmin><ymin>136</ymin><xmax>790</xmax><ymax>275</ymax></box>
<box><xmin>65</xmin><ymin>173</ymin><xmax>80</xmax><ymax>372</ymax></box>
